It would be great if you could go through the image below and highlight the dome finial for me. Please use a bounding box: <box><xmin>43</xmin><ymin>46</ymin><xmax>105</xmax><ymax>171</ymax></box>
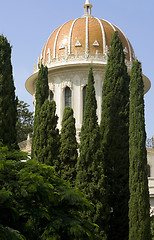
<box><xmin>83</xmin><ymin>0</ymin><xmax>93</xmax><ymax>17</ymax></box>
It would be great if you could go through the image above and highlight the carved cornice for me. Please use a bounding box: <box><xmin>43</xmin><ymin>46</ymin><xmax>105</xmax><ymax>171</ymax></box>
<box><xmin>61</xmin><ymin>80</ymin><xmax>73</xmax><ymax>90</ymax></box>
<box><xmin>34</xmin><ymin>52</ymin><xmax>133</xmax><ymax>74</ymax></box>
<box><xmin>48</xmin><ymin>82</ymin><xmax>55</xmax><ymax>93</ymax></box>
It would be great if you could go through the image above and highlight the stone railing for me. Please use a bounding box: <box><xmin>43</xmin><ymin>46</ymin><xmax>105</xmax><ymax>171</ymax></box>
<box><xmin>34</xmin><ymin>53</ymin><xmax>132</xmax><ymax>73</ymax></box>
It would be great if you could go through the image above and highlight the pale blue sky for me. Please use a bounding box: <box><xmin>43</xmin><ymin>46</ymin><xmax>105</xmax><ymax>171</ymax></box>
<box><xmin>0</xmin><ymin>0</ymin><xmax>153</xmax><ymax>137</ymax></box>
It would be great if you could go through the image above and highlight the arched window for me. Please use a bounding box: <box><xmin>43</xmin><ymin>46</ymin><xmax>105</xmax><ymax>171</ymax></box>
<box><xmin>49</xmin><ymin>90</ymin><xmax>54</xmax><ymax>101</ymax></box>
<box><xmin>83</xmin><ymin>85</ymin><xmax>87</xmax><ymax>119</ymax></box>
<box><xmin>65</xmin><ymin>87</ymin><xmax>71</xmax><ymax>107</ymax></box>
<box><xmin>147</xmin><ymin>164</ymin><xmax>151</xmax><ymax>177</ymax></box>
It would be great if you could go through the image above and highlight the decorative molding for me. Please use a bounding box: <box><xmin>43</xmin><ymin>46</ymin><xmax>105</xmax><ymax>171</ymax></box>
<box><xmin>95</xmin><ymin>18</ymin><xmax>106</xmax><ymax>55</ymax></box>
<box><xmin>49</xmin><ymin>82</ymin><xmax>55</xmax><ymax>93</ymax></box>
<box><xmin>81</xmin><ymin>79</ymin><xmax>88</xmax><ymax>89</ymax></box>
<box><xmin>41</xmin><ymin>51</ymin><xmax>133</xmax><ymax>70</ymax></box>
<box><xmin>59</xmin><ymin>43</ymin><xmax>65</xmax><ymax>50</ymax></box>
<box><xmin>133</xmin><ymin>52</ymin><xmax>136</xmax><ymax>59</ymax></box>
<box><xmin>125</xmin><ymin>60</ymin><xmax>132</xmax><ymax>69</ymax></box>
<box><xmin>68</xmin><ymin>18</ymin><xmax>78</xmax><ymax>54</ymax></box>
<box><xmin>104</xmin><ymin>45</ymin><xmax>109</xmax><ymax>56</ymax></box>
<box><xmin>123</xmin><ymin>47</ymin><xmax>128</xmax><ymax>54</ymax></box>
<box><xmin>65</xmin><ymin>46</ymin><xmax>68</xmax><ymax>59</ymax></box>
<box><xmin>93</xmin><ymin>40</ymin><xmax>99</xmax><ymax>46</ymax></box>
<box><xmin>85</xmin><ymin>17</ymin><xmax>89</xmax><ymax>55</ymax></box>
<box><xmin>75</xmin><ymin>40</ymin><xmax>82</xmax><ymax>47</ymax></box>
<box><xmin>114</xmin><ymin>24</ymin><xmax>132</xmax><ymax>62</ymax></box>
<box><xmin>40</xmin><ymin>53</ymin><xmax>43</xmax><ymax>61</ymax></box>
<box><xmin>47</xmin><ymin>48</ymin><xmax>52</xmax><ymax>63</ymax></box>
<box><xmin>103</xmin><ymin>19</ymin><xmax>116</xmax><ymax>31</ymax></box>
<box><xmin>53</xmin><ymin>24</ymin><xmax>65</xmax><ymax>58</ymax></box>
<box><xmin>81</xmin><ymin>84</ymin><xmax>87</xmax><ymax>90</ymax></box>
<box><xmin>61</xmin><ymin>80</ymin><xmax>72</xmax><ymax>90</ymax></box>
<box><xmin>33</xmin><ymin>63</ymin><xmax>37</xmax><ymax>73</ymax></box>
<box><xmin>45</xmin><ymin>52</ymin><xmax>109</xmax><ymax>68</ymax></box>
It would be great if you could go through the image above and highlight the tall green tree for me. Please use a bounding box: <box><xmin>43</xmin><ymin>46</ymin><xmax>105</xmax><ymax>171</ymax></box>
<box><xmin>129</xmin><ymin>60</ymin><xmax>151</xmax><ymax>240</ymax></box>
<box><xmin>100</xmin><ymin>31</ymin><xmax>130</xmax><ymax>240</ymax></box>
<box><xmin>31</xmin><ymin>64</ymin><xmax>49</xmax><ymax>158</ymax></box>
<box><xmin>0</xmin><ymin>35</ymin><xmax>17</xmax><ymax>147</ymax></box>
<box><xmin>16</xmin><ymin>100</ymin><xmax>33</xmax><ymax>143</ymax></box>
<box><xmin>33</xmin><ymin>99</ymin><xmax>60</xmax><ymax>167</ymax></box>
<box><xmin>59</xmin><ymin>106</ymin><xmax>78</xmax><ymax>185</ymax></box>
<box><xmin>76</xmin><ymin>65</ymin><xmax>105</xmax><ymax>239</ymax></box>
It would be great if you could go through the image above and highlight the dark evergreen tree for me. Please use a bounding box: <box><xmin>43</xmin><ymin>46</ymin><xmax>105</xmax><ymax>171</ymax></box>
<box><xmin>59</xmin><ymin>106</ymin><xmax>78</xmax><ymax>185</ymax></box>
<box><xmin>76</xmin><ymin>65</ymin><xmax>105</xmax><ymax>239</ymax></box>
<box><xmin>31</xmin><ymin>64</ymin><xmax>49</xmax><ymax>158</ymax></box>
<box><xmin>0</xmin><ymin>35</ymin><xmax>17</xmax><ymax>147</ymax></box>
<box><xmin>100</xmin><ymin>31</ymin><xmax>130</xmax><ymax>240</ymax></box>
<box><xmin>33</xmin><ymin>99</ymin><xmax>60</xmax><ymax>167</ymax></box>
<box><xmin>129</xmin><ymin>60</ymin><xmax>151</xmax><ymax>240</ymax></box>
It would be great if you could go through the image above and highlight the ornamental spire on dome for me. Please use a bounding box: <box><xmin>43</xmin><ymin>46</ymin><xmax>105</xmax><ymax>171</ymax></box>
<box><xmin>83</xmin><ymin>0</ymin><xmax>93</xmax><ymax>17</ymax></box>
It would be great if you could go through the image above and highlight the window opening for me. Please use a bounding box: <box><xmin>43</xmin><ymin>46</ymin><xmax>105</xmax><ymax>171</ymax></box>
<box><xmin>83</xmin><ymin>85</ymin><xmax>87</xmax><ymax>119</ymax></box>
<box><xmin>65</xmin><ymin>87</ymin><xmax>72</xmax><ymax>107</ymax></box>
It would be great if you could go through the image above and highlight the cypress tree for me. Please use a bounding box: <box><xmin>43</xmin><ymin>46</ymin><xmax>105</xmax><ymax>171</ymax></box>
<box><xmin>34</xmin><ymin>99</ymin><xmax>60</xmax><ymax>166</ymax></box>
<box><xmin>0</xmin><ymin>35</ymin><xmax>17</xmax><ymax>147</ymax></box>
<box><xmin>59</xmin><ymin>106</ymin><xmax>78</xmax><ymax>185</ymax></box>
<box><xmin>100</xmin><ymin>31</ymin><xmax>130</xmax><ymax>240</ymax></box>
<box><xmin>35</xmin><ymin>64</ymin><xmax>49</xmax><ymax>111</ymax></box>
<box><xmin>129</xmin><ymin>60</ymin><xmax>151</xmax><ymax>240</ymax></box>
<box><xmin>31</xmin><ymin>64</ymin><xmax>49</xmax><ymax>158</ymax></box>
<box><xmin>76</xmin><ymin>65</ymin><xmax>105</xmax><ymax>239</ymax></box>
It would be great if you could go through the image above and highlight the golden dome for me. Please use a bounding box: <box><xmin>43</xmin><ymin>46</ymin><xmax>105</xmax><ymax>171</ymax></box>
<box><xmin>25</xmin><ymin>0</ymin><xmax>150</xmax><ymax>95</ymax></box>
<box><xmin>40</xmin><ymin>17</ymin><xmax>135</xmax><ymax>65</ymax></box>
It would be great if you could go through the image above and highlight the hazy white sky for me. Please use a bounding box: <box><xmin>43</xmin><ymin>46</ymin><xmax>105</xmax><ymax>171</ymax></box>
<box><xmin>0</xmin><ymin>0</ymin><xmax>153</xmax><ymax>137</ymax></box>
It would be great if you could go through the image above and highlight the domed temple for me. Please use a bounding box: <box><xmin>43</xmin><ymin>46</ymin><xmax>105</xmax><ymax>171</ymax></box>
<box><xmin>25</xmin><ymin>0</ymin><xmax>150</xmax><ymax>135</ymax></box>
<box><xmin>25</xmin><ymin>0</ymin><xmax>154</xmax><ymax>213</ymax></box>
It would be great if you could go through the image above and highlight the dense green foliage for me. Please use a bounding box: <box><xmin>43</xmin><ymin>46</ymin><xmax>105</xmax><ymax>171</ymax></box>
<box><xmin>0</xmin><ymin>35</ymin><xmax>17</xmax><ymax>147</ymax></box>
<box><xmin>59</xmin><ymin>106</ymin><xmax>78</xmax><ymax>184</ymax></box>
<box><xmin>100</xmin><ymin>31</ymin><xmax>130</xmax><ymax>240</ymax></box>
<box><xmin>76</xmin><ymin>66</ymin><xmax>105</xmax><ymax>239</ymax></box>
<box><xmin>33</xmin><ymin>99</ymin><xmax>60</xmax><ymax>167</ymax></box>
<box><xmin>0</xmin><ymin>143</ymin><xmax>97</xmax><ymax>240</ymax></box>
<box><xmin>16</xmin><ymin>100</ymin><xmax>33</xmax><ymax>143</ymax></box>
<box><xmin>129</xmin><ymin>60</ymin><xmax>151</xmax><ymax>240</ymax></box>
<box><xmin>32</xmin><ymin>64</ymin><xmax>49</xmax><ymax>158</ymax></box>
<box><xmin>0</xmin><ymin>143</ymin><xmax>27</xmax><ymax>240</ymax></box>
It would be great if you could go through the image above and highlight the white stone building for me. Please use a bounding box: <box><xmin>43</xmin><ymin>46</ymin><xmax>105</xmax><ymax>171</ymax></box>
<box><xmin>25</xmin><ymin>0</ymin><xmax>154</xmax><ymax>211</ymax></box>
<box><xmin>147</xmin><ymin>139</ymin><xmax>154</xmax><ymax>214</ymax></box>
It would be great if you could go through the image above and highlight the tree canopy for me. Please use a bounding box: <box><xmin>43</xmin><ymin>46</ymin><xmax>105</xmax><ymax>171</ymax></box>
<box><xmin>0</xmin><ymin>143</ymin><xmax>97</xmax><ymax>240</ymax></box>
